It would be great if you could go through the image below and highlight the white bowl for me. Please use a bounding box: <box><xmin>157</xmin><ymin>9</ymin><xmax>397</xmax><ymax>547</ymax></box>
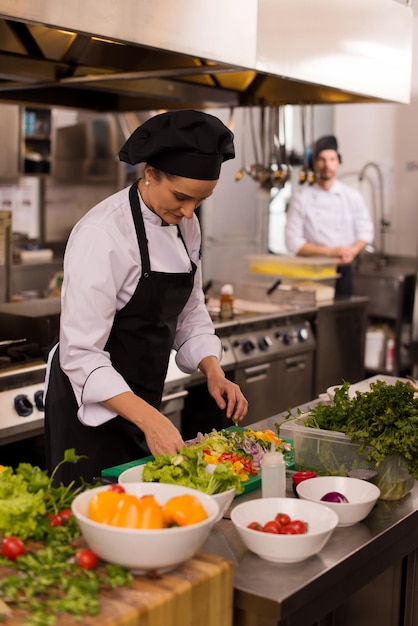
<box><xmin>230</xmin><ymin>497</ymin><xmax>338</xmax><ymax>563</ymax></box>
<box><xmin>296</xmin><ymin>476</ymin><xmax>380</xmax><ymax>527</ymax></box>
<box><xmin>119</xmin><ymin>464</ymin><xmax>235</xmax><ymax>522</ymax></box>
<box><xmin>71</xmin><ymin>482</ymin><xmax>219</xmax><ymax>573</ymax></box>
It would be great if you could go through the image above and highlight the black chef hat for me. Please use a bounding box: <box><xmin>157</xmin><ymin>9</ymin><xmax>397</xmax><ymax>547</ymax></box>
<box><xmin>119</xmin><ymin>109</ymin><xmax>235</xmax><ymax>180</ymax></box>
<box><xmin>312</xmin><ymin>135</ymin><xmax>342</xmax><ymax>163</ymax></box>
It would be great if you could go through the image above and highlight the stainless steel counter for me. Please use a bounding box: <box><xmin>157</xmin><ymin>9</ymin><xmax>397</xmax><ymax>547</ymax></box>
<box><xmin>203</xmin><ymin>411</ymin><xmax>418</xmax><ymax>626</ymax></box>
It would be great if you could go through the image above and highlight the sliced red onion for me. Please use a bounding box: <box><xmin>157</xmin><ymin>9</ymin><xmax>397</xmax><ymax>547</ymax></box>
<box><xmin>320</xmin><ymin>491</ymin><xmax>349</xmax><ymax>503</ymax></box>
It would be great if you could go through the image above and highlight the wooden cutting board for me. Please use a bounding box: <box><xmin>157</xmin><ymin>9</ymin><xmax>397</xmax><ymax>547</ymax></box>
<box><xmin>0</xmin><ymin>551</ymin><xmax>234</xmax><ymax>626</ymax></box>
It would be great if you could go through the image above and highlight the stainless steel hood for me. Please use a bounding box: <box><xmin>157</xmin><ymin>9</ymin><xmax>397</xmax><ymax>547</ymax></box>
<box><xmin>0</xmin><ymin>0</ymin><xmax>413</xmax><ymax>112</ymax></box>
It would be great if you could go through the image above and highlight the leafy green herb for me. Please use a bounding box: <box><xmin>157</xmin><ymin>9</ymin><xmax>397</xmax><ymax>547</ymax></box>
<box><xmin>0</xmin><ymin>543</ymin><xmax>133</xmax><ymax>626</ymax></box>
<box><xmin>0</xmin><ymin>449</ymin><xmax>88</xmax><ymax>541</ymax></box>
<box><xmin>0</xmin><ymin>450</ymin><xmax>134</xmax><ymax>625</ymax></box>
<box><xmin>285</xmin><ymin>380</ymin><xmax>418</xmax><ymax>480</ymax></box>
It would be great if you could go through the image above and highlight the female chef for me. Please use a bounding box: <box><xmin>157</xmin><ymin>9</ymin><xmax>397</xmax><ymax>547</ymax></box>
<box><xmin>44</xmin><ymin>109</ymin><xmax>248</xmax><ymax>485</ymax></box>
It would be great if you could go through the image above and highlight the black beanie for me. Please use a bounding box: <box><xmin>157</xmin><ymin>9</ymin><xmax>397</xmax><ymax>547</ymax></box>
<box><xmin>313</xmin><ymin>135</ymin><xmax>341</xmax><ymax>162</ymax></box>
<box><xmin>119</xmin><ymin>109</ymin><xmax>235</xmax><ymax>180</ymax></box>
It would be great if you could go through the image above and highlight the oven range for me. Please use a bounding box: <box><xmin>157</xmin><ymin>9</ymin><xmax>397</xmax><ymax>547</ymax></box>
<box><xmin>229</xmin><ymin>317</ymin><xmax>316</xmax><ymax>426</ymax></box>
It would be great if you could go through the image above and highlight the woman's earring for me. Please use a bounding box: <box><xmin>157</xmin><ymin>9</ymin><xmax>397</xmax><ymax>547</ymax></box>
<box><xmin>145</xmin><ymin>180</ymin><xmax>150</xmax><ymax>186</ymax></box>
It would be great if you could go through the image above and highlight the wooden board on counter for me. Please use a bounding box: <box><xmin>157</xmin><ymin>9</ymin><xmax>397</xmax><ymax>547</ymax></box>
<box><xmin>0</xmin><ymin>551</ymin><xmax>234</xmax><ymax>626</ymax></box>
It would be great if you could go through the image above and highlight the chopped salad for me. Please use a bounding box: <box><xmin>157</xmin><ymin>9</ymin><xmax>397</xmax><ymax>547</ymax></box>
<box><xmin>141</xmin><ymin>427</ymin><xmax>292</xmax><ymax>494</ymax></box>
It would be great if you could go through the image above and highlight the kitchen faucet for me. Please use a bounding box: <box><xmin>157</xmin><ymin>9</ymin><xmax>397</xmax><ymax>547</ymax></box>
<box><xmin>358</xmin><ymin>161</ymin><xmax>390</xmax><ymax>266</ymax></box>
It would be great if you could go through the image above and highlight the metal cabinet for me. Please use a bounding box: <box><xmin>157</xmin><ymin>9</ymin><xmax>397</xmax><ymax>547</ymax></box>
<box><xmin>353</xmin><ymin>265</ymin><xmax>416</xmax><ymax>377</ymax></box>
<box><xmin>314</xmin><ymin>297</ymin><xmax>368</xmax><ymax>395</ymax></box>
<box><xmin>0</xmin><ymin>105</ymin><xmax>20</xmax><ymax>179</ymax></box>
<box><xmin>0</xmin><ymin>104</ymin><xmax>52</xmax><ymax>179</ymax></box>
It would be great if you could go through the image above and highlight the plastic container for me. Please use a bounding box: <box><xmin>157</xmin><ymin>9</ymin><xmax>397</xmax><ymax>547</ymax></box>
<box><xmin>280</xmin><ymin>419</ymin><xmax>374</xmax><ymax>478</ymax></box>
<box><xmin>261</xmin><ymin>443</ymin><xmax>286</xmax><ymax>498</ymax></box>
<box><xmin>281</xmin><ymin>419</ymin><xmax>414</xmax><ymax>501</ymax></box>
<box><xmin>364</xmin><ymin>328</ymin><xmax>385</xmax><ymax>370</ymax></box>
<box><xmin>219</xmin><ymin>284</ymin><xmax>234</xmax><ymax>320</ymax></box>
<box><xmin>373</xmin><ymin>455</ymin><xmax>414</xmax><ymax>501</ymax></box>
<box><xmin>248</xmin><ymin>255</ymin><xmax>338</xmax><ymax>279</ymax></box>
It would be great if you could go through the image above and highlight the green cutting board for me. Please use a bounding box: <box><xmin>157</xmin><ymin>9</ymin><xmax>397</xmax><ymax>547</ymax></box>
<box><xmin>102</xmin><ymin>428</ymin><xmax>294</xmax><ymax>495</ymax></box>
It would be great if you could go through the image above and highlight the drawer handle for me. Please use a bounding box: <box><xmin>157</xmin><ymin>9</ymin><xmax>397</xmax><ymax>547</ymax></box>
<box><xmin>161</xmin><ymin>390</ymin><xmax>188</xmax><ymax>403</ymax></box>
<box><xmin>243</xmin><ymin>363</ymin><xmax>271</xmax><ymax>376</ymax></box>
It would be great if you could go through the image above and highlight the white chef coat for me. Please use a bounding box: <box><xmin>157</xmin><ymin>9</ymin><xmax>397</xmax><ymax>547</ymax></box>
<box><xmin>53</xmin><ymin>185</ymin><xmax>221</xmax><ymax>427</ymax></box>
<box><xmin>285</xmin><ymin>180</ymin><xmax>374</xmax><ymax>254</ymax></box>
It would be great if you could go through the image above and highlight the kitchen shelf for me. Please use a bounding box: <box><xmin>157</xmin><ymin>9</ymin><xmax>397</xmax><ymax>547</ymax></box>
<box><xmin>22</xmin><ymin>107</ymin><xmax>52</xmax><ymax>175</ymax></box>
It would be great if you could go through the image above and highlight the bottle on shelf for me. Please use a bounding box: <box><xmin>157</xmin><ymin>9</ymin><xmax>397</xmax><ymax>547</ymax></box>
<box><xmin>385</xmin><ymin>336</ymin><xmax>395</xmax><ymax>372</ymax></box>
<box><xmin>261</xmin><ymin>443</ymin><xmax>286</xmax><ymax>498</ymax></box>
<box><xmin>219</xmin><ymin>283</ymin><xmax>234</xmax><ymax>320</ymax></box>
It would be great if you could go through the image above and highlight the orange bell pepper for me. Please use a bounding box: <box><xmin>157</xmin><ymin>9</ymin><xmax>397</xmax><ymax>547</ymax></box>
<box><xmin>162</xmin><ymin>494</ymin><xmax>208</xmax><ymax>527</ymax></box>
<box><xmin>88</xmin><ymin>489</ymin><xmax>121</xmax><ymax>524</ymax></box>
<box><xmin>109</xmin><ymin>493</ymin><xmax>144</xmax><ymax>528</ymax></box>
<box><xmin>88</xmin><ymin>490</ymin><xmax>166</xmax><ymax>529</ymax></box>
<box><xmin>136</xmin><ymin>495</ymin><xmax>165</xmax><ymax>529</ymax></box>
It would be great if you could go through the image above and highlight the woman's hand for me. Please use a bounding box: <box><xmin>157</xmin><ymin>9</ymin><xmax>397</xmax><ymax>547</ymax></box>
<box><xmin>103</xmin><ymin>391</ymin><xmax>184</xmax><ymax>456</ymax></box>
<box><xmin>207</xmin><ymin>374</ymin><xmax>248</xmax><ymax>423</ymax></box>
<box><xmin>142</xmin><ymin>413</ymin><xmax>185</xmax><ymax>457</ymax></box>
<box><xmin>199</xmin><ymin>356</ymin><xmax>248</xmax><ymax>423</ymax></box>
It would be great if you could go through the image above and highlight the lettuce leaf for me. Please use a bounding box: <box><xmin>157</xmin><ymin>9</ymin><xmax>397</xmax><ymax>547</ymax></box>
<box><xmin>142</xmin><ymin>446</ymin><xmax>243</xmax><ymax>495</ymax></box>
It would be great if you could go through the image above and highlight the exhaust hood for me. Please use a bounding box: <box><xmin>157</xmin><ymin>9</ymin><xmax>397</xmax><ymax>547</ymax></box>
<box><xmin>0</xmin><ymin>0</ymin><xmax>413</xmax><ymax>112</ymax></box>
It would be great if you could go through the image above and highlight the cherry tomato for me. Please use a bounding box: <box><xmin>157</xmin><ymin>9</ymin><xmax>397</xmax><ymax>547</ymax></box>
<box><xmin>279</xmin><ymin>525</ymin><xmax>298</xmax><ymax>534</ymax></box>
<box><xmin>247</xmin><ymin>521</ymin><xmax>263</xmax><ymax>531</ymax></box>
<box><xmin>262</xmin><ymin>520</ymin><xmax>281</xmax><ymax>534</ymax></box>
<box><xmin>285</xmin><ymin>520</ymin><xmax>307</xmax><ymax>534</ymax></box>
<box><xmin>75</xmin><ymin>549</ymin><xmax>98</xmax><ymax>570</ymax></box>
<box><xmin>275</xmin><ymin>513</ymin><xmax>291</xmax><ymax>527</ymax></box>
<box><xmin>46</xmin><ymin>513</ymin><xmax>63</xmax><ymax>527</ymax></box>
<box><xmin>59</xmin><ymin>509</ymin><xmax>73</xmax><ymax>524</ymax></box>
<box><xmin>108</xmin><ymin>484</ymin><xmax>125</xmax><ymax>494</ymax></box>
<box><xmin>2</xmin><ymin>536</ymin><xmax>25</xmax><ymax>561</ymax></box>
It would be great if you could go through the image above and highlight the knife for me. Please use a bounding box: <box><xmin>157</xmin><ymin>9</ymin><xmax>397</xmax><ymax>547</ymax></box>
<box><xmin>266</xmin><ymin>279</ymin><xmax>282</xmax><ymax>296</ymax></box>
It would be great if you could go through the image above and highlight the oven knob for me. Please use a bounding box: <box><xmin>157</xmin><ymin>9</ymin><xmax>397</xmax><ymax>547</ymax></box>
<box><xmin>282</xmin><ymin>331</ymin><xmax>291</xmax><ymax>345</ymax></box>
<box><xmin>297</xmin><ymin>327</ymin><xmax>309</xmax><ymax>342</ymax></box>
<box><xmin>241</xmin><ymin>339</ymin><xmax>255</xmax><ymax>354</ymax></box>
<box><xmin>258</xmin><ymin>336</ymin><xmax>272</xmax><ymax>351</ymax></box>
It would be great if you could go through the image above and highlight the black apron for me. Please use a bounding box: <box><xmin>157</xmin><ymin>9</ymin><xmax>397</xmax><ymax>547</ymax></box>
<box><xmin>335</xmin><ymin>264</ymin><xmax>352</xmax><ymax>299</ymax></box>
<box><xmin>45</xmin><ymin>182</ymin><xmax>196</xmax><ymax>485</ymax></box>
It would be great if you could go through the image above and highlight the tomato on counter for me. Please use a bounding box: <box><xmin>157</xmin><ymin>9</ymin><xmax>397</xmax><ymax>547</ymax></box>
<box><xmin>1</xmin><ymin>536</ymin><xmax>26</xmax><ymax>560</ymax></box>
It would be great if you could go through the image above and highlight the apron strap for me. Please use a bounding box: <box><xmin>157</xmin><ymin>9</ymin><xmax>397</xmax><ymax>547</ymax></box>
<box><xmin>129</xmin><ymin>181</ymin><xmax>151</xmax><ymax>276</ymax></box>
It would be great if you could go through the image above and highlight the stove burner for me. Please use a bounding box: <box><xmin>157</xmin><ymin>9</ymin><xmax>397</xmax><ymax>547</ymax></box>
<box><xmin>0</xmin><ymin>342</ymin><xmax>45</xmax><ymax>370</ymax></box>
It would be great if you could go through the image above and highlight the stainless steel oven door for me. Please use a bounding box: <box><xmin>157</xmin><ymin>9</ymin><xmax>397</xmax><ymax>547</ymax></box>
<box><xmin>160</xmin><ymin>389</ymin><xmax>188</xmax><ymax>431</ymax></box>
<box><xmin>235</xmin><ymin>351</ymin><xmax>314</xmax><ymax>427</ymax></box>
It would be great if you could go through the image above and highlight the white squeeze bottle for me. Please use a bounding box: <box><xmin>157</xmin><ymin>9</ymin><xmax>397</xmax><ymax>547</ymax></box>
<box><xmin>261</xmin><ymin>443</ymin><xmax>286</xmax><ymax>498</ymax></box>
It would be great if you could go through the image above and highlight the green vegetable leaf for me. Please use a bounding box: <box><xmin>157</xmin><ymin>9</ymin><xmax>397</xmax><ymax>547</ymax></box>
<box><xmin>286</xmin><ymin>380</ymin><xmax>418</xmax><ymax>480</ymax></box>
<box><xmin>142</xmin><ymin>446</ymin><xmax>243</xmax><ymax>494</ymax></box>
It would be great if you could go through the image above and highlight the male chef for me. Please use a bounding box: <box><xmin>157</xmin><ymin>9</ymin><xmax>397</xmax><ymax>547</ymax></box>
<box><xmin>285</xmin><ymin>135</ymin><xmax>374</xmax><ymax>297</ymax></box>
